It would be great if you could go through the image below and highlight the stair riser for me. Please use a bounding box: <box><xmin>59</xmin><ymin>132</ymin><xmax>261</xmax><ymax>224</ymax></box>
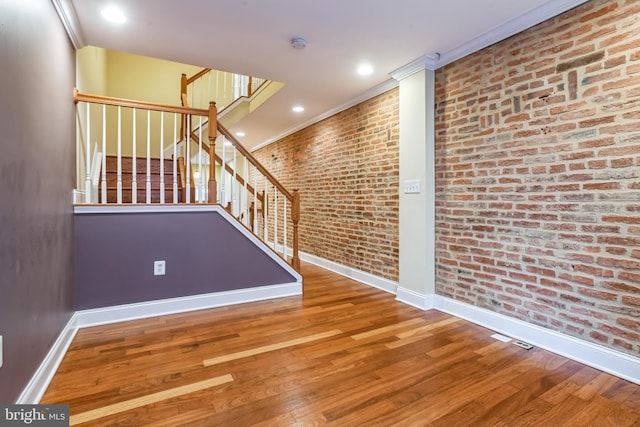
<box><xmin>105</xmin><ymin>156</ymin><xmax>178</xmax><ymax>175</ymax></box>
<box><xmin>103</xmin><ymin>174</ymin><xmax>178</xmax><ymax>188</ymax></box>
<box><xmin>99</xmin><ymin>189</ymin><xmax>183</xmax><ymax>204</ymax></box>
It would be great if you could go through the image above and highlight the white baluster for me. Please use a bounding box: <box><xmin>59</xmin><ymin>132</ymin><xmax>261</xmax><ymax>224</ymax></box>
<box><xmin>160</xmin><ymin>112</ymin><xmax>165</xmax><ymax>204</ymax></box>
<box><xmin>215</xmin><ymin>72</ymin><xmax>220</xmax><ymax>107</ymax></box>
<box><xmin>224</xmin><ymin>72</ymin><xmax>228</xmax><ymax>109</ymax></box>
<box><xmin>233</xmin><ymin>74</ymin><xmax>240</xmax><ymax>99</ymax></box>
<box><xmin>243</xmin><ymin>157</ymin><xmax>248</xmax><ymax>226</ymax></box>
<box><xmin>263</xmin><ymin>176</ymin><xmax>268</xmax><ymax>241</ymax></box>
<box><xmin>117</xmin><ymin>106</ymin><xmax>122</xmax><ymax>204</ymax></box>
<box><xmin>221</xmin><ymin>135</ymin><xmax>226</xmax><ymax>205</ymax></box>
<box><xmin>274</xmin><ymin>185</ymin><xmax>278</xmax><ymax>251</ymax></box>
<box><xmin>232</xmin><ymin>146</ymin><xmax>237</xmax><ymax>216</ymax></box>
<box><xmin>85</xmin><ymin>103</ymin><xmax>91</xmax><ymax>203</ymax></box>
<box><xmin>253</xmin><ymin>165</ymin><xmax>258</xmax><ymax>234</ymax></box>
<box><xmin>191</xmin><ymin>78</ymin><xmax>195</xmax><ymax>110</ymax></box>
<box><xmin>186</xmin><ymin>115</ymin><xmax>191</xmax><ymax>203</ymax></box>
<box><xmin>146</xmin><ymin>110</ymin><xmax>151</xmax><ymax>204</ymax></box>
<box><xmin>207</xmin><ymin>72</ymin><xmax>211</xmax><ymax>108</ymax></box>
<box><xmin>284</xmin><ymin>196</ymin><xmax>287</xmax><ymax>259</ymax></box>
<box><xmin>173</xmin><ymin>113</ymin><xmax>178</xmax><ymax>203</ymax></box>
<box><xmin>197</xmin><ymin>115</ymin><xmax>203</xmax><ymax>203</ymax></box>
<box><xmin>101</xmin><ymin>105</ymin><xmax>106</xmax><ymax>204</ymax></box>
<box><xmin>132</xmin><ymin>108</ymin><xmax>137</xmax><ymax>204</ymax></box>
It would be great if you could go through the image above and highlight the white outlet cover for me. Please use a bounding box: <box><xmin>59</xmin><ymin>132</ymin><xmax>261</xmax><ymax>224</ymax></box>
<box><xmin>154</xmin><ymin>260</ymin><xmax>166</xmax><ymax>276</ymax></box>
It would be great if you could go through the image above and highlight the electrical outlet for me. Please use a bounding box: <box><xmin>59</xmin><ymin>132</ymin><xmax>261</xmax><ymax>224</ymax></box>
<box><xmin>154</xmin><ymin>260</ymin><xmax>166</xmax><ymax>276</ymax></box>
<box><xmin>403</xmin><ymin>179</ymin><xmax>420</xmax><ymax>194</ymax></box>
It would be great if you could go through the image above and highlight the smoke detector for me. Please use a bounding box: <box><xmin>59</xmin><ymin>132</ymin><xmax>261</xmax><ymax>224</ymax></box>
<box><xmin>291</xmin><ymin>37</ymin><xmax>307</xmax><ymax>49</ymax></box>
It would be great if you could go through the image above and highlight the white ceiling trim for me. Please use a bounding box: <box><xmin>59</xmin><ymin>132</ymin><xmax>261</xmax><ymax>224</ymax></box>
<box><xmin>251</xmin><ymin>78</ymin><xmax>399</xmax><ymax>152</ymax></box>
<box><xmin>50</xmin><ymin>0</ymin><xmax>85</xmax><ymax>49</ymax></box>
<box><xmin>255</xmin><ymin>0</ymin><xmax>590</xmax><ymax>150</ymax></box>
<box><xmin>390</xmin><ymin>54</ymin><xmax>440</xmax><ymax>81</ymax></box>
<box><xmin>436</xmin><ymin>0</ymin><xmax>590</xmax><ymax>68</ymax></box>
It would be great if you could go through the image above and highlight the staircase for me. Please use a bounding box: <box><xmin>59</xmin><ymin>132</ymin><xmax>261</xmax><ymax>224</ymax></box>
<box><xmin>99</xmin><ymin>155</ymin><xmax>181</xmax><ymax>204</ymax></box>
<box><xmin>74</xmin><ymin>66</ymin><xmax>301</xmax><ymax>271</ymax></box>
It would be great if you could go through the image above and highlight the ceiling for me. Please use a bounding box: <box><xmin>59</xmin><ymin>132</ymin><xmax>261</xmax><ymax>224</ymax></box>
<box><xmin>58</xmin><ymin>0</ymin><xmax>588</xmax><ymax>150</ymax></box>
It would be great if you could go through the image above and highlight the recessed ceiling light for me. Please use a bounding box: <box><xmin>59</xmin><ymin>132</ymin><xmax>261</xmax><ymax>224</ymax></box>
<box><xmin>357</xmin><ymin>64</ymin><xmax>373</xmax><ymax>76</ymax></box>
<box><xmin>101</xmin><ymin>6</ymin><xmax>127</xmax><ymax>24</ymax></box>
<box><xmin>292</xmin><ymin>105</ymin><xmax>304</xmax><ymax>113</ymax></box>
<box><xmin>235</xmin><ymin>131</ymin><xmax>245</xmax><ymax>137</ymax></box>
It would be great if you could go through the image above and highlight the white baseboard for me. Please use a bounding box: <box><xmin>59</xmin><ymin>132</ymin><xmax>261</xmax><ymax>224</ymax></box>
<box><xmin>16</xmin><ymin>313</ymin><xmax>79</xmax><ymax>404</ymax></box>
<box><xmin>396</xmin><ymin>287</ymin><xmax>434</xmax><ymax>310</ymax></box>
<box><xmin>76</xmin><ymin>282</ymin><xmax>302</xmax><ymax>328</ymax></box>
<box><xmin>299</xmin><ymin>251</ymin><xmax>398</xmax><ymax>294</ymax></box>
<box><xmin>434</xmin><ymin>296</ymin><xmax>640</xmax><ymax>385</ymax></box>
<box><xmin>297</xmin><ymin>255</ymin><xmax>640</xmax><ymax>385</ymax></box>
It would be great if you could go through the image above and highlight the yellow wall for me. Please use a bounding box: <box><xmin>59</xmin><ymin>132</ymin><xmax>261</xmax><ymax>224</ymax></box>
<box><xmin>74</xmin><ymin>48</ymin><xmax>263</xmax><ymax>177</ymax></box>
<box><xmin>105</xmin><ymin>50</ymin><xmax>201</xmax><ymax>105</ymax></box>
<box><xmin>104</xmin><ymin>50</ymin><xmax>203</xmax><ymax>157</ymax></box>
<box><xmin>77</xmin><ymin>46</ymin><xmax>107</xmax><ymax>94</ymax></box>
<box><xmin>76</xmin><ymin>46</ymin><xmax>107</xmax><ymax>190</ymax></box>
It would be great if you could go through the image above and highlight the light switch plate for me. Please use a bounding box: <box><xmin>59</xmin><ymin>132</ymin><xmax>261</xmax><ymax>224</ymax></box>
<box><xmin>403</xmin><ymin>179</ymin><xmax>421</xmax><ymax>194</ymax></box>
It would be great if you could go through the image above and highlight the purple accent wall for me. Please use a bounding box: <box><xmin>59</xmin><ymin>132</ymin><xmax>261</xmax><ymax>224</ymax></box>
<box><xmin>0</xmin><ymin>1</ymin><xmax>75</xmax><ymax>403</ymax></box>
<box><xmin>74</xmin><ymin>210</ymin><xmax>297</xmax><ymax>310</ymax></box>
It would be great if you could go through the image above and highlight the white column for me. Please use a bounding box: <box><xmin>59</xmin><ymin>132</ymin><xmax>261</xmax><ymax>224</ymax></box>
<box><xmin>392</xmin><ymin>58</ymin><xmax>437</xmax><ymax>310</ymax></box>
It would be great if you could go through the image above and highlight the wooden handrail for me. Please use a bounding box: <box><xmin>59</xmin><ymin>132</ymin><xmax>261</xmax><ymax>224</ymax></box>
<box><xmin>216</xmin><ymin>122</ymin><xmax>299</xmax><ymax>272</ymax></box>
<box><xmin>186</xmin><ymin>68</ymin><xmax>211</xmax><ymax>85</ymax></box>
<box><xmin>74</xmin><ymin>89</ymin><xmax>207</xmax><ymax>117</ymax></box>
<box><xmin>186</xmin><ymin>128</ymin><xmax>265</xmax><ymax>204</ymax></box>
<box><xmin>248</xmin><ymin>78</ymin><xmax>268</xmax><ymax>97</ymax></box>
<box><xmin>217</xmin><ymin>123</ymin><xmax>293</xmax><ymax>201</ymax></box>
<box><xmin>184</xmin><ymin>69</ymin><xmax>268</xmax><ymax>109</ymax></box>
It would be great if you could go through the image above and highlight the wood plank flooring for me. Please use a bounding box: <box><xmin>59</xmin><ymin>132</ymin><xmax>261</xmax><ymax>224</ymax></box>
<box><xmin>42</xmin><ymin>263</ymin><xmax>640</xmax><ymax>426</ymax></box>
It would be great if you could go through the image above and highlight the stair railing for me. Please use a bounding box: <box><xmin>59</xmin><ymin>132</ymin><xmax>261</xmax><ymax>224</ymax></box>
<box><xmin>213</xmin><ymin>123</ymin><xmax>300</xmax><ymax>271</ymax></box>
<box><xmin>74</xmin><ymin>89</ymin><xmax>300</xmax><ymax>271</ymax></box>
<box><xmin>74</xmin><ymin>88</ymin><xmax>211</xmax><ymax>204</ymax></box>
<box><xmin>181</xmin><ymin>69</ymin><xmax>267</xmax><ymax>113</ymax></box>
<box><xmin>180</xmin><ymin>114</ymin><xmax>300</xmax><ymax>270</ymax></box>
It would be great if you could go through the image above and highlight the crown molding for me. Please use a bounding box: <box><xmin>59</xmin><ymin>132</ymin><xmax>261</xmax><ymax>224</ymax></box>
<box><xmin>50</xmin><ymin>0</ymin><xmax>85</xmax><ymax>49</ymax></box>
<box><xmin>248</xmin><ymin>0</ymin><xmax>590</xmax><ymax>152</ymax></box>
<box><xmin>390</xmin><ymin>53</ymin><xmax>441</xmax><ymax>81</ymax></box>
<box><xmin>251</xmin><ymin>77</ymin><xmax>399</xmax><ymax>152</ymax></box>
<box><xmin>437</xmin><ymin>0</ymin><xmax>589</xmax><ymax>68</ymax></box>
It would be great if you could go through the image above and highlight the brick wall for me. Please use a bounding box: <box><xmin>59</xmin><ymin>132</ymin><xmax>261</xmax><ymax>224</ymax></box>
<box><xmin>435</xmin><ymin>0</ymin><xmax>640</xmax><ymax>356</ymax></box>
<box><xmin>253</xmin><ymin>90</ymin><xmax>400</xmax><ymax>281</ymax></box>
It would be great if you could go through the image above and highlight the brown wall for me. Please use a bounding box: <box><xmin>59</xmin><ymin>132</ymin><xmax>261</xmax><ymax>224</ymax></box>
<box><xmin>435</xmin><ymin>0</ymin><xmax>640</xmax><ymax>356</ymax></box>
<box><xmin>0</xmin><ymin>1</ymin><xmax>75</xmax><ymax>402</ymax></box>
<box><xmin>253</xmin><ymin>90</ymin><xmax>400</xmax><ymax>281</ymax></box>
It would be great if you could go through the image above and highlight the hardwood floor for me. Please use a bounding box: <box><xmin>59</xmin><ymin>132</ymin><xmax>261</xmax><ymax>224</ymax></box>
<box><xmin>43</xmin><ymin>263</ymin><xmax>640</xmax><ymax>426</ymax></box>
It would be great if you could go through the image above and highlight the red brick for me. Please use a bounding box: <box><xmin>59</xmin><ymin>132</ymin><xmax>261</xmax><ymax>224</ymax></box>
<box><xmin>431</xmin><ymin>0</ymin><xmax>640</xmax><ymax>357</ymax></box>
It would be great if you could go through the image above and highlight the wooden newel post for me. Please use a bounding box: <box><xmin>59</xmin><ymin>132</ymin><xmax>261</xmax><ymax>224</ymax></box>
<box><xmin>291</xmin><ymin>189</ymin><xmax>301</xmax><ymax>272</ymax></box>
<box><xmin>180</xmin><ymin>73</ymin><xmax>188</xmax><ymax>141</ymax></box>
<box><xmin>180</xmin><ymin>73</ymin><xmax>187</xmax><ymax>103</ymax></box>
<box><xmin>208</xmin><ymin>101</ymin><xmax>218</xmax><ymax>204</ymax></box>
